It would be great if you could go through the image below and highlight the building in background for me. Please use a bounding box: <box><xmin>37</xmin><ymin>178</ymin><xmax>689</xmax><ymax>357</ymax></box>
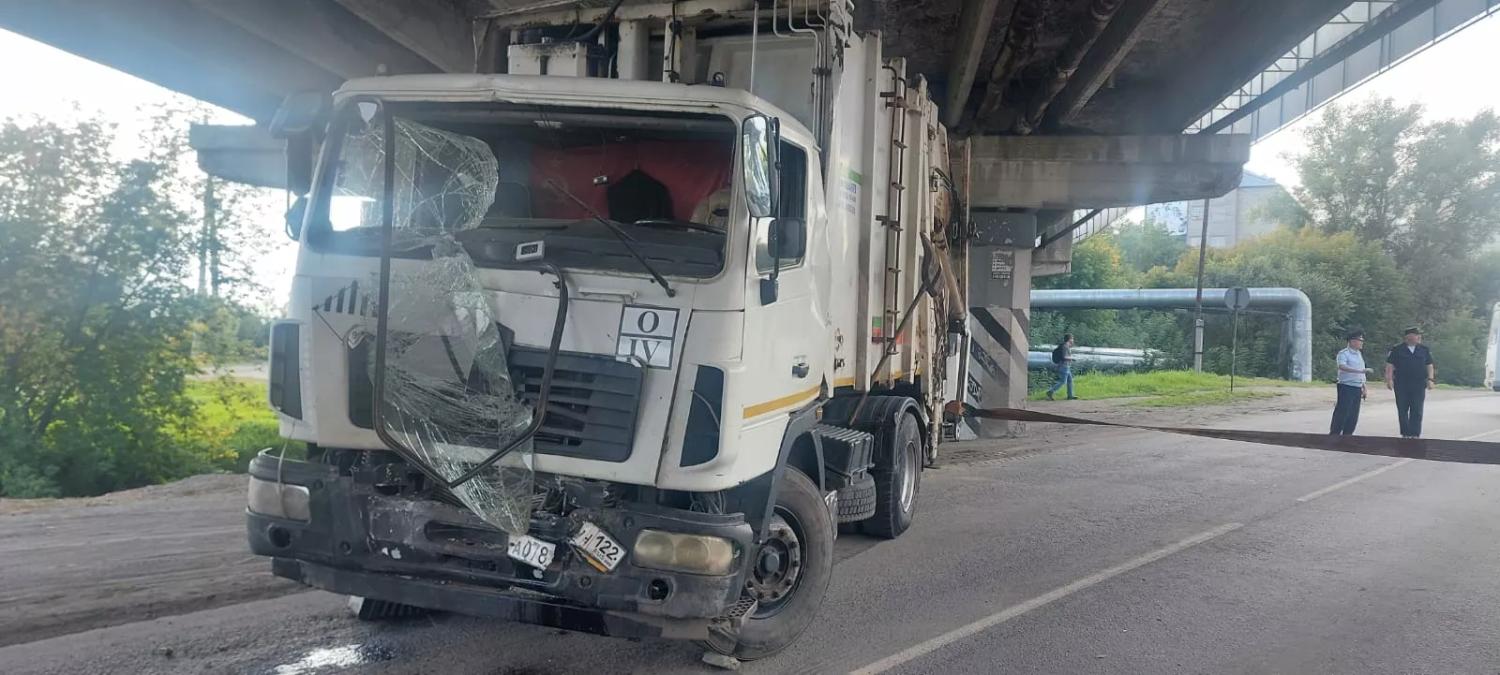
<box><xmin>1144</xmin><ymin>171</ymin><xmax>1291</xmax><ymax>247</ymax></box>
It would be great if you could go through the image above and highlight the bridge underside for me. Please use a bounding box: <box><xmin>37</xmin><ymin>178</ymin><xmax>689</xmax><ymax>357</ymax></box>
<box><xmin>0</xmin><ymin>0</ymin><xmax>1359</xmax><ymax>436</ymax></box>
<box><xmin>0</xmin><ymin>0</ymin><xmax>1347</xmax><ymax>133</ymax></box>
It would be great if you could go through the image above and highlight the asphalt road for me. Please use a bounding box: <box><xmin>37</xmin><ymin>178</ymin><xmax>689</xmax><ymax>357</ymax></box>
<box><xmin>3</xmin><ymin>388</ymin><xmax>1498</xmax><ymax>674</ymax></box>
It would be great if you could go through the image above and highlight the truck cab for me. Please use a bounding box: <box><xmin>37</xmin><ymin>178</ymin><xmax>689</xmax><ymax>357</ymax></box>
<box><xmin>248</xmin><ymin>1</ymin><xmax>963</xmax><ymax>659</ymax></box>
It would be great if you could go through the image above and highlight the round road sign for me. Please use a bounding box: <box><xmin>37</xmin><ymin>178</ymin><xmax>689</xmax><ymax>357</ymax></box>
<box><xmin>1225</xmin><ymin>287</ymin><xmax>1251</xmax><ymax>311</ymax></box>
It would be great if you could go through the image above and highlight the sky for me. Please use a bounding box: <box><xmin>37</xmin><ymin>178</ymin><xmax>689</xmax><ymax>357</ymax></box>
<box><xmin>2</xmin><ymin>9</ymin><xmax>1500</xmax><ymax>305</ymax></box>
<box><xmin>1245</xmin><ymin>10</ymin><xmax>1500</xmax><ymax>187</ymax></box>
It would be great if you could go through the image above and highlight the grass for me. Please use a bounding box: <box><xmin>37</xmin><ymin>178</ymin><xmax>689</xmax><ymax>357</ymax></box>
<box><xmin>1029</xmin><ymin>369</ymin><xmax>1314</xmax><ymax>402</ymax></box>
<box><xmin>1121</xmin><ymin>389</ymin><xmax>1283</xmax><ymax>408</ymax></box>
<box><xmin>178</xmin><ymin>378</ymin><xmax>285</xmax><ymax>471</ymax></box>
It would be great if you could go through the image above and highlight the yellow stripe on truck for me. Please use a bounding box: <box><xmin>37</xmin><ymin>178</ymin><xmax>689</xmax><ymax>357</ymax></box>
<box><xmin>743</xmin><ymin>384</ymin><xmax>822</xmax><ymax>418</ymax></box>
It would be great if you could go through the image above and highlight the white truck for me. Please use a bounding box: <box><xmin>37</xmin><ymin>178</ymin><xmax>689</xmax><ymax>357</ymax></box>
<box><xmin>248</xmin><ymin>0</ymin><xmax>968</xmax><ymax>659</ymax></box>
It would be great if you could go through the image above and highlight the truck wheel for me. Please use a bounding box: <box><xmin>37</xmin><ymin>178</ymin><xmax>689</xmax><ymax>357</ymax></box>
<box><xmin>719</xmin><ymin>467</ymin><xmax>834</xmax><ymax>661</ymax></box>
<box><xmin>862</xmin><ymin>411</ymin><xmax>921</xmax><ymax>539</ymax></box>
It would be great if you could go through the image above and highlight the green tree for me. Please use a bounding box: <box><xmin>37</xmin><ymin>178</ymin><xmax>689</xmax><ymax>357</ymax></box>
<box><xmin>1113</xmin><ymin>219</ymin><xmax>1188</xmax><ymax>273</ymax></box>
<box><xmin>1249</xmin><ymin>189</ymin><xmax>1311</xmax><ymax>231</ymax></box>
<box><xmin>1293</xmin><ymin>99</ymin><xmax>1500</xmax><ymax>322</ymax></box>
<box><xmin>0</xmin><ymin>112</ymin><xmax>274</xmax><ymax>497</ymax></box>
<box><xmin>1181</xmin><ymin>228</ymin><xmax>1416</xmax><ymax>381</ymax></box>
<box><xmin>1425</xmin><ymin>312</ymin><xmax>1487</xmax><ymax>386</ymax></box>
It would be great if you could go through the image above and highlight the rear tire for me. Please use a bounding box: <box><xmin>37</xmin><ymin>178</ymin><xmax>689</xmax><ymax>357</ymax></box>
<box><xmin>712</xmin><ymin>467</ymin><xmax>834</xmax><ymax>661</ymax></box>
<box><xmin>861</xmin><ymin>411</ymin><xmax>921</xmax><ymax>539</ymax></box>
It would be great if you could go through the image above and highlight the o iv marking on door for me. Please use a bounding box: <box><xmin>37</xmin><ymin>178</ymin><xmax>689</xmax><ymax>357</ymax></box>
<box><xmin>616</xmin><ymin>305</ymin><xmax>678</xmax><ymax>369</ymax></box>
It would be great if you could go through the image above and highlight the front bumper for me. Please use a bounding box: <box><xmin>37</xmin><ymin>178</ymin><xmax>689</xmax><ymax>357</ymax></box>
<box><xmin>271</xmin><ymin>558</ymin><xmax>725</xmax><ymax>639</ymax></box>
<box><xmin>246</xmin><ymin>451</ymin><xmax>753</xmax><ymax>631</ymax></box>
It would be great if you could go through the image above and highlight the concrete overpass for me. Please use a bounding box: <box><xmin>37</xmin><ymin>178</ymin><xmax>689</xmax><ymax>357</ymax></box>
<box><xmin>0</xmin><ymin>1</ymin><xmax>1370</xmax><ymax>132</ymax></box>
<box><xmin>2</xmin><ymin>0</ymin><xmax>1481</xmax><ymax>434</ymax></box>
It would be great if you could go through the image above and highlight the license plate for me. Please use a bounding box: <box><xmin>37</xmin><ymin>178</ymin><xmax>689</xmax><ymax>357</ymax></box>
<box><xmin>570</xmin><ymin>521</ymin><xmax>625</xmax><ymax>572</ymax></box>
<box><xmin>506</xmin><ymin>534</ymin><xmax>556</xmax><ymax>570</ymax></box>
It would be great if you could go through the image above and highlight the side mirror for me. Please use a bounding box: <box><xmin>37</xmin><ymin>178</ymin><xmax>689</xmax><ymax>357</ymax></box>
<box><xmin>269</xmin><ymin>91</ymin><xmax>333</xmax><ymax>138</ymax></box>
<box><xmin>284</xmin><ymin>133</ymin><xmax>315</xmax><ymax>197</ymax></box>
<box><xmin>741</xmin><ymin>115</ymin><xmax>780</xmax><ymax>219</ymax></box>
<box><xmin>759</xmin><ymin>218</ymin><xmax>805</xmax><ymax>306</ymax></box>
<box><xmin>270</xmin><ymin>91</ymin><xmax>332</xmax><ymax>197</ymax></box>
<box><xmin>767</xmin><ymin>217</ymin><xmax>806</xmax><ymax>261</ymax></box>
<box><xmin>760</xmin><ymin>277</ymin><xmax>779</xmax><ymax>305</ymax></box>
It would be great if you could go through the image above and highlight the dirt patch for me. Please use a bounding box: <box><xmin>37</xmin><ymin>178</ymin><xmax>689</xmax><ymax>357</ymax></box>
<box><xmin>0</xmin><ymin>473</ymin><xmax>248</xmax><ymax>516</ymax></box>
<box><xmin>0</xmin><ymin>473</ymin><xmax>303</xmax><ymax>647</ymax></box>
<box><xmin>1062</xmin><ymin>385</ymin><xmax>1335</xmax><ymax>426</ymax></box>
<box><xmin>941</xmin><ymin>385</ymin><xmax>1339</xmax><ymax>466</ymax></box>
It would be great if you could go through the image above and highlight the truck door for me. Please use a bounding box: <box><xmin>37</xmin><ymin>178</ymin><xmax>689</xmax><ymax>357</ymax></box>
<box><xmin>740</xmin><ymin>138</ymin><xmax>832</xmax><ymax>431</ymax></box>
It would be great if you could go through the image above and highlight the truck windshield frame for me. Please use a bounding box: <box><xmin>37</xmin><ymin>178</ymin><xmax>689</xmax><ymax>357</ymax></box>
<box><xmin>302</xmin><ymin>98</ymin><xmax>742</xmax><ymax>281</ymax></box>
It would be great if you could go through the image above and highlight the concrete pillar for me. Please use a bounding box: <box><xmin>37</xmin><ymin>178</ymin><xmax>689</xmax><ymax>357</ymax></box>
<box><xmin>964</xmin><ymin>211</ymin><xmax>1037</xmax><ymax>437</ymax></box>
<box><xmin>661</xmin><ymin>23</ymin><xmax>696</xmax><ymax>84</ymax></box>
<box><xmin>958</xmin><ymin>133</ymin><xmax>1253</xmax><ymax>438</ymax></box>
<box><xmin>617</xmin><ymin>20</ymin><xmax>649</xmax><ymax>80</ymax></box>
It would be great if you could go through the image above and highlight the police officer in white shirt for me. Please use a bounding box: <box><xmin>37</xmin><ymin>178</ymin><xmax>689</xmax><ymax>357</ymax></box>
<box><xmin>1330</xmin><ymin>330</ymin><xmax>1370</xmax><ymax>435</ymax></box>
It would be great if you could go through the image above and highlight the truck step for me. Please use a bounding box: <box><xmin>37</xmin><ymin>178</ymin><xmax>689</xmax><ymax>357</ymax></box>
<box><xmin>719</xmin><ymin>595</ymin><xmax>759</xmax><ymax>622</ymax></box>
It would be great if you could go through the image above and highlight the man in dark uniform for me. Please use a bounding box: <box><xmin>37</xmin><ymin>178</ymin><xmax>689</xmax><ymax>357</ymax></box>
<box><xmin>1384</xmin><ymin>326</ymin><xmax>1435</xmax><ymax>438</ymax></box>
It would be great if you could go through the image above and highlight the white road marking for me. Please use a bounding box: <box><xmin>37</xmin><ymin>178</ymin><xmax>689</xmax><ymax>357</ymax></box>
<box><xmin>848</xmin><ymin>522</ymin><xmax>1243</xmax><ymax>675</ymax></box>
<box><xmin>1294</xmin><ymin>459</ymin><xmax>1415</xmax><ymax>503</ymax></box>
<box><xmin>1291</xmin><ymin>426</ymin><xmax>1500</xmax><ymax>503</ymax></box>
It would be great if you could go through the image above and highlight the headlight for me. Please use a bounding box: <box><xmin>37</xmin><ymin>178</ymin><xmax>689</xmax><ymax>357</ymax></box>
<box><xmin>247</xmin><ymin>477</ymin><xmax>311</xmax><ymax>521</ymax></box>
<box><xmin>632</xmin><ymin>530</ymin><xmax>738</xmax><ymax>576</ymax></box>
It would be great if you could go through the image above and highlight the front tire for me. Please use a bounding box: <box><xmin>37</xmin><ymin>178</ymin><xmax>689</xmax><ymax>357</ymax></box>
<box><xmin>716</xmin><ymin>467</ymin><xmax>834</xmax><ymax>661</ymax></box>
<box><xmin>862</xmin><ymin>411</ymin><xmax>921</xmax><ymax>539</ymax></box>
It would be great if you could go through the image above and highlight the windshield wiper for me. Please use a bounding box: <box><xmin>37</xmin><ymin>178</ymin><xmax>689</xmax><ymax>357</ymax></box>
<box><xmin>628</xmin><ymin>218</ymin><xmax>725</xmax><ymax>235</ymax></box>
<box><xmin>541</xmin><ymin>179</ymin><xmax>676</xmax><ymax>297</ymax></box>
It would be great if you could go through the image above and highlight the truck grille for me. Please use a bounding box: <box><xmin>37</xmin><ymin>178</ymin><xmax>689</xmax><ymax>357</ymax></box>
<box><xmin>347</xmin><ymin>336</ymin><xmax>643</xmax><ymax>464</ymax></box>
<box><xmin>508</xmin><ymin>347</ymin><xmax>643</xmax><ymax>463</ymax></box>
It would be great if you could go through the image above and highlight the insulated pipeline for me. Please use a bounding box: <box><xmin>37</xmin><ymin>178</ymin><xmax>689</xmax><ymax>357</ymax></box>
<box><xmin>1031</xmin><ymin>288</ymin><xmax>1313</xmax><ymax>382</ymax></box>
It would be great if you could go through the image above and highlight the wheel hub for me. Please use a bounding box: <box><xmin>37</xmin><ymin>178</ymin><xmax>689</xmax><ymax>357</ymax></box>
<box><xmin>745</xmin><ymin>515</ymin><xmax>803</xmax><ymax>611</ymax></box>
<box><xmin>757</xmin><ymin>548</ymin><xmax>783</xmax><ymax>576</ymax></box>
<box><xmin>899</xmin><ymin>438</ymin><xmax>917</xmax><ymax>513</ymax></box>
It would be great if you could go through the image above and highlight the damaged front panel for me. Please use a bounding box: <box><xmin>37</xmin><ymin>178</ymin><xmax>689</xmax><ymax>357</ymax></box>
<box><xmin>345</xmin><ymin>110</ymin><xmax>539</xmax><ymax>535</ymax></box>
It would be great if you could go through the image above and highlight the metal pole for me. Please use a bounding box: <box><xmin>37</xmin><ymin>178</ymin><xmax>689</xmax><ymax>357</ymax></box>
<box><xmin>1192</xmin><ymin>198</ymin><xmax>1210</xmax><ymax>373</ymax></box>
<box><xmin>1230</xmin><ymin>308</ymin><xmax>1239</xmax><ymax>392</ymax></box>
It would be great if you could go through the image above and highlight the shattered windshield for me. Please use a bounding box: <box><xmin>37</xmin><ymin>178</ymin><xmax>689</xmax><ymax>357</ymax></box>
<box><xmin>323</xmin><ymin>106</ymin><xmax>536</xmax><ymax>534</ymax></box>
<box><xmin>316</xmin><ymin>103</ymin><xmax>737</xmax><ymax>278</ymax></box>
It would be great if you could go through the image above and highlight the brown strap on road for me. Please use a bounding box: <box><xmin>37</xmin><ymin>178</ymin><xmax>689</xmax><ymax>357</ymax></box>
<box><xmin>947</xmin><ymin>403</ymin><xmax>1500</xmax><ymax>465</ymax></box>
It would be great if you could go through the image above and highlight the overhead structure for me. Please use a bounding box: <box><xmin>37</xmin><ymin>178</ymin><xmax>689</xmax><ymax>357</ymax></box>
<box><xmin>967</xmin><ymin>134</ymin><xmax>1252</xmax><ymax>210</ymax></box>
<box><xmin>0</xmin><ymin>0</ymin><xmax>1382</xmax><ymax>134</ymax></box>
<box><xmin>1191</xmin><ymin>0</ymin><xmax>1500</xmax><ymax>141</ymax></box>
